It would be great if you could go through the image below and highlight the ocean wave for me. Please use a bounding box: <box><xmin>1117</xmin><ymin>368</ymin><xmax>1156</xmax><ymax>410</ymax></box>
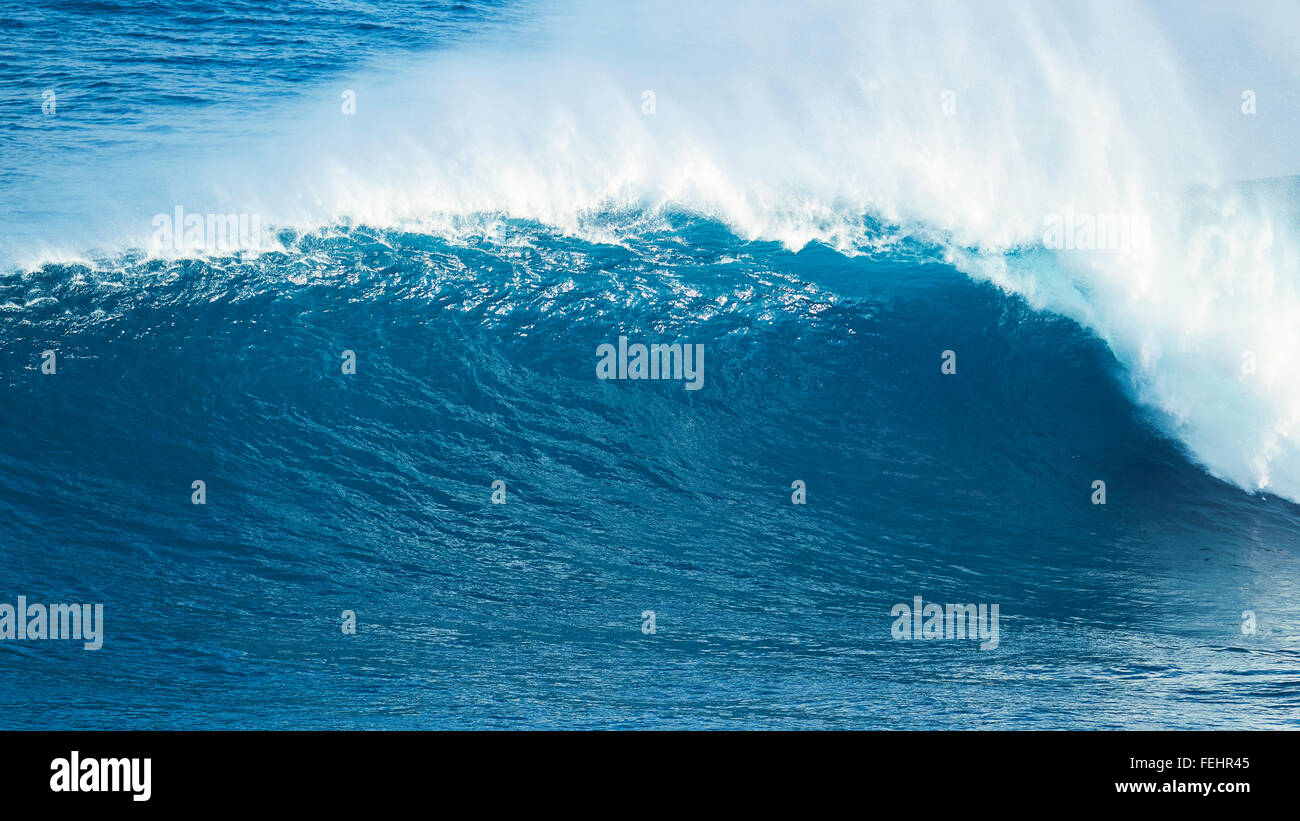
<box><xmin>3</xmin><ymin>0</ymin><xmax>1299</xmax><ymax>501</ymax></box>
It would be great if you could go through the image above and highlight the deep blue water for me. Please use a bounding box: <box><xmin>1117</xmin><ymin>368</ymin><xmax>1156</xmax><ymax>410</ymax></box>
<box><xmin>1</xmin><ymin>1</ymin><xmax>1298</xmax><ymax>729</ymax></box>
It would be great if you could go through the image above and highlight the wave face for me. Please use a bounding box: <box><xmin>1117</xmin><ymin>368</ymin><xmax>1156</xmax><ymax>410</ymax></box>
<box><xmin>1</xmin><ymin>1</ymin><xmax>1299</xmax><ymax>728</ymax></box>
<box><xmin>4</xmin><ymin>223</ymin><xmax>1300</xmax><ymax>728</ymax></box>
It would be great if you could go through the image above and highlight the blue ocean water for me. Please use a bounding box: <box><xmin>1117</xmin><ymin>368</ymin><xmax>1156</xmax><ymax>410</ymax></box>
<box><xmin>1</xmin><ymin>1</ymin><xmax>1299</xmax><ymax>729</ymax></box>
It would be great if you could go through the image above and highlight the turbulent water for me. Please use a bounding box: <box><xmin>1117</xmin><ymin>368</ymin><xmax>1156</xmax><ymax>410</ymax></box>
<box><xmin>1</xmin><ymin>0</ymin><xmax>1298</xmax><ymax>729</ymax></box>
